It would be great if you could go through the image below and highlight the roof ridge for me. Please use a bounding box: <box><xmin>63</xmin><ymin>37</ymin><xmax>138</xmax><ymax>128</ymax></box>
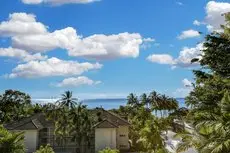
<box><xmin>31</xmin><ymin>119</ymin><xmax>39</xmax><ymax>129</ymax></box>
<box><xmin>94</xmin><ymin>119</ymin><xmax>118</xmax><ymax>128</ymax></box>
<box><xmin>105</xmin><ymin>110</ymin><xmax>130</xmax><ymax>125</ymax></box>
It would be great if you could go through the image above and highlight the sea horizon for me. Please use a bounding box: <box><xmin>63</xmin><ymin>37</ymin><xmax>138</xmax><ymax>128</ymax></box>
<box><xmin>32</xmin><ymin>98</ymin><xmax>186</xmax><ymax>110</ymax></box>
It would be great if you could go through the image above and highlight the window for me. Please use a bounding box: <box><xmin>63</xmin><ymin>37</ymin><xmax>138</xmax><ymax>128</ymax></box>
<box><xmin>119</xmin><ymin>134</ymin><xmax>126</xmax><ymax>137</ymax></box>
<box><xmin>40</xmin><ymin>138</ymin><xmax>47</xmax><ymax>144</ymax></box>
<box><xmin>120</xmin><ymin>145</ymin><xmax>127</xmax><ymax>148</ymax></box>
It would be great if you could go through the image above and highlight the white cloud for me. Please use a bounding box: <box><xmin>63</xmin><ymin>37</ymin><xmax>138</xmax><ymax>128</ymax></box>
<box><xmin>176</xmin><ymin>1</ymin><xmax>183</xmax><ymax>6</ymax></box>
<box><xmin>12</xmin><ymin>27</ymin><xmax>143</xmax><ymax>60</ymax></box>
<box><xmin>182</xmin><ymin>78</ymin><xmax>192</xmax><ymax>87</ymax></box>
<box><xmin>173</xmin><ymin>88</ymin><xmax>191</xmax><ymax>98</ymax></box>
<box><xmin>147</xmin><ymin>54</ymin><xmax>175</xmax><ymax>65</ymax></box>
<box><xmin>0</xmin><ymin>12</ymin><xmax>144</xmax><ymax>60</ymax></box>
<box><xmin>173</xmin><ymin>78</ymin><xmax>193</xmax><ymax>97</ymax></box>
<box><xmin>143</xmin><ymin>37</ymin><xmax>155</xmax><ymax>42</ymax></box>
<box><xmin>22</xmin><ymin>0</ymin><xmax>100</xmax><ymax>5</ymax></box>
<box><xmin>205</xmin><ymin>1</ymin><xmax>230</xmax><ymax>32</ymax></box>
<box><xmin>193</xmin><ymin>20</ymin><xmax>200</xmax><ymax>26</ymax></box>
<box><xmin>147</xmin><ymin>43</ymin><xmax>203</xmax><ymax>68</ymax></box>
<box><xmin>68</xmin><ymin>32</ymin><xmax>143</xmax><ymax>60</ymax></box>
<box><xmin>141</xmin><ymin>37</ymin><xmax>159</xmax><ymax>49</ymax></box>
<box><xmin>0</xmin><ymin>47</ymin><xmax>47</xmax><ymax>62</ymax></box>
<box><xmin>56</xmin><ymin>76</ymin><xmax>101</xmax><ymax>87</ymax></box>
<box><xmin>177</xmin><ymin>29</ymin><xmax>201</xmax><ymax>40</ymax></box>
<box><xmin>193</xmin><ymin>20</ymin><xmax>206</xmax><ymax>26</ymax></box>
<box><xmin>174</xmin><ymin>43</ymin><xmax>203</xmax><ymax>67</ymax></box>
<box><xmin>8</xmin><ymin>57</ymin><xmax>102</xmax><ymax>78</ymax></box>
<box><xmin>0</xmin><ymin>13</ymin><xmax>47</xmax><ymax>37</ymax></box>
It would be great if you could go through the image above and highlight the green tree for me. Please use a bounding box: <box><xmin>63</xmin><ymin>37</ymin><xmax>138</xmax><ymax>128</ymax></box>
<box><xmin>177</xmin><ymin>14</ymin><xmax>230</xmax><ymax>153</ymax></box>
<box><xmin>69</xmin><ymin>103</ymin><xmax>93</xmax><ymax>153</ymax></box>
<box><xmin>58</xmin><ymin>91</ymin><xmax>77</xmax><ymax>109</ymax></box>
<box><xmin>0</xmin><ymin>125</ymin><xmax>25</xmax><ymax>153</ymax></box>
<box><xmin>137</xmin><ymin>119</ymin><xmax>168</xmax><ymax>153</ymax></box>
<box><xmin>0</xmin><ymin>89</ymin><xmax>33</xmax><ymax>123</ymax></box>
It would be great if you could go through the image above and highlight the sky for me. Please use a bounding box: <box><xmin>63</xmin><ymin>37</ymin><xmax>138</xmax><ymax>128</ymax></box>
<box><xmin>0</xmin><ymin>0</ymin><xmax>230</xmax><ymax>100</ymax></box>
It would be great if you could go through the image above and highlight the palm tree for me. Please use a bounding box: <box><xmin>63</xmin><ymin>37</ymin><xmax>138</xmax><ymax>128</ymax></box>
<box><xmin>58</xmin><ymin>91</ymin><xmax>78</xmax><ymax>109</ymax></box>
<box><xmin>0</xmin><ymin>125</ymin><xmax>25</xmax><ymax>153</ymax></box>
<box><xmin>149</xmin><ymin>91</ymin><xmax>161</xmax><ymax>116</ymax></box>
<box><xmin>127</xmin><ymin>93</ymin><xmax>139</xmax><ymax>107</ymax></box>
<box><xmin>137</xmin><ymin>119</ymin><xmax>167</xmax><ymax>153</ymax></box>
<box><xmin>69</xmin><ymin>103</ymin><xmax>93</xmax><ymax>153</ymax></box>
<box><xmin>140</xmin><ymin>93</ymin><xmax>150</xmax><ymax>108</ymax></box>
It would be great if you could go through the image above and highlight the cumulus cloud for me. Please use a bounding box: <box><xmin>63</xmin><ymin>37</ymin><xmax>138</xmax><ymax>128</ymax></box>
<box><xmin>147</xmin><ymin>54</ymin><xmax>175</xmax><ymax>65</ymax></box>
<box><xmin>21</xmin><ymin>0</ymin><xmax>100</xmax><ymax>5</ymax></box>
<box><xmin>177</xmin><ymin>29</ymin><xmax>201</xmax><ymax>40</ymax></box>
<box><xmin>12</xmin><ymin>27</ymin><xmax>143</xmax><ymax>60</ymax></box>
<box><xmin>173</xmin><ymin>78</ymin><xmax>193</xmax><ymax>98</ymax></box>
<box><xmin>193</xmin><ymin>20</ymin><xmax>206</xmax><ymax>26</ymax></box>
<box><xmin>182</xmin><ymin>78</ymin><xmax>192</xmax><ymax>87</ymax></box>
<box><xmin>174</xmin><ymin>43</ymin><xmax>203</xmax><ymax>67</ymax></box>
<box><xmin>173</xmin><ymin>88</ymin><xmax>191</xmax><ymax>98</ymax></box>
<box><xmin>0</xmin><ymin>47</ymin><xmax>47</xmax><ymax>62</ymax></box>
<box><xmin>0</xmin><ymin>12</ymin><xmax>145</xmax><ymax>60</ymax></box>
<box><xmin>56</xmin><ymin>76</ymin><xmax>101</xmax><ymax>87</ymax></box>
<box><xmin>8</xmin><ymin>57</ymin><xmax>102</xmax><ymax>78</ymax></box>
<box><xmin>0</xmin><ymin>13</ymin><xmax>47</xmax><ymax>37</ymax></box>
<box><xmin>205</xmin><ymin>1</ymin><xmax>230</xmax><ymax>32</ymax></box>
<box><xmin>147</xmin><ymin>43</ymin><xmax>203</xmax><ymax>68</ymax></box>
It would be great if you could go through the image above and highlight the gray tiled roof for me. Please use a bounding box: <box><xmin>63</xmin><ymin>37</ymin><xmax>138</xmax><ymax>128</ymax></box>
<box><xmin>5</xmin><ymin>108</ymin><xmax>130</xmax><ymax>130</ymax></box>
<box><xmin>94</xmin><ymin>119</ymin><xmax>118</xmax><ymax>128</ymax></box>
<box><xmin>4</xmin><ymin>113</ymin><xmax>50</xmax><ymax>130</ymax></box>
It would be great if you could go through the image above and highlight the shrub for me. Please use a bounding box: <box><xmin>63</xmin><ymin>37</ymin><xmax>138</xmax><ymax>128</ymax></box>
<box><xmin>98</xmin><ymin>147</ymin><xmax>120</xmax><ymax>153</ymax></box>
<box><xmin>34</xmin><ymin>144</ymin><xmax>54</xmax><ymax>153</ymax></box>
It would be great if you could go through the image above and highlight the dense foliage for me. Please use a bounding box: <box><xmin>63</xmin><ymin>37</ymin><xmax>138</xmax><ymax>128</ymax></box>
<box><xmin>176</xmin><ymin>14</ymin><xmax>230</xmax><ymax>153</ymax></box>
<box><xmin>0</xmin><ymin>89</ymin><xmax>44</xmax><ymax>123</ymax></box>
<box><xmin>34</xmin><ymin>144</ymin><xmax>55</xmax><ymax>153</ymax></box>
<box><xmin>0</xmin><ymin>125</ymin><xmax>25</xmax><ymax>153</ymax></box>
<box><xmin>98</xmin><ymin>148</ymin><xmax>120</xmax><ymax>153</ymax></box>
<box><xmin>111</xmin><ymin>91</ymin><xmax>179</xmax><ymax>152</ymax></box>
<box><xmin>46</xmin><ymin>91</ymin><xmax>93</xmax><ymax>153</ymax></box>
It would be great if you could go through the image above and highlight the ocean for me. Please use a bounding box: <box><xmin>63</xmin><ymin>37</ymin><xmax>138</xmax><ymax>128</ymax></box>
<box><xmin>81</xmin><ymin>98</ymin><xmax>186</xmax><ymax>110</ymax></box>
<box><xmin>33</xmin><ymin>98</ymin><xmax>185</xmax><ymax>110</ymax></box>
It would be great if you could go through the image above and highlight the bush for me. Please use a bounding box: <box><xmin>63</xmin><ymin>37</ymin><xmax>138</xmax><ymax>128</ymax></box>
<box><xmin>98</xmin><ymin>147</ymin><xmax>120</xmax><ymax>153</ymax></box>
<box><xmin>34</xmin><ymin>144</ymin><xmax>54</xmax><ymax>153</ymax></box>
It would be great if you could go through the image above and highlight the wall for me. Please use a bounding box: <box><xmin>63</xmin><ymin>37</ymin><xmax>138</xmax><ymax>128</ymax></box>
<box><xmin>95</xmin><ymin>128</ymin><xmax>116</xmax><ymax>152</ymax></box>
<box><xmin>24</xmin><ymin>130</ymin><xmax>38</xmax><ymax>153</ymax></box>
<box><xmin>116</xmin><ymin>126</ymin><xmax>129</xmax><ymax>150</ymax></box>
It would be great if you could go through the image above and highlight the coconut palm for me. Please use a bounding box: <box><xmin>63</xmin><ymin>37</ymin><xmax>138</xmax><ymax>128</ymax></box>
<box><xmin>149</xmin><ymin>91</ymin><xmax>161</xmax><ymax>116</ymax></box>
<box><xmin>58</xmin><ymin>91</ymin><xmax>78</xmax><ymax>109</ymax></box>
<box><xmin>137</xmin><ymin>119</ymin><xmax>167</xmax><ymax>153</ymax></box>
<box><xmin>69</xmin><ymin>103</ymin><xmax>93</xmax><ymax>153</ymax></box>
<box><xmin>127</xmin><ymin>93</ymin><xmax>139</xmax><ymax>107</ymax></box>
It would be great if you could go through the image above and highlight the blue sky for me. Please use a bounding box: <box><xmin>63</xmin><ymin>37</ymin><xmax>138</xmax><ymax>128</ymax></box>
<box><xmin>0</xmin><ymin>0</ymin><xmax>230</xmax><ymax>99</ymax></box>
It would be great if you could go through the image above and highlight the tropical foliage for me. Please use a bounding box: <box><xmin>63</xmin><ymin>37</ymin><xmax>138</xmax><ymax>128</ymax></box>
<box><xmin>0</xmin><ymin>125</ymin><xmax>25</xmax><ymax>153</ymax></box>
<box><xmin>34</xmin><ymin>144</ymin><xmax>55</xmax><ymax>153</ymax></box>
<box><xmin>111</xmin><ymin>91</ymin><xmax>179</xmax><ymax>152</ymax></box>
<box><xmin>46</xmin><ymin>91</ymin><xmax>93</xmax><ymax>153</ymax></box>
<box><xmin>98</xmin><ymin>148</ymin><xmax>120</xmax><ymax>153</ymax></box>
<box><xmin>176</xmin><ymin>13</ymin><xmax>230</xmax><ymax>153</ymax></box>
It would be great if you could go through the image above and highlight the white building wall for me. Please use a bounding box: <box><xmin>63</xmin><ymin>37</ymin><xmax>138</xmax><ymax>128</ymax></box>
<box><xmin>95</xmin><ymin>128</ymin><xmax>116</xmax><ymax>152</ymax></box>
<box><xmin>116</xmin><ymin>126</ymin><xmax>129</xmax><ymax>150</ymax></box>
<box><xmin>24</xmin><ymin>130</ymin><xmax>38</xmax><ymax>153</ymax></box>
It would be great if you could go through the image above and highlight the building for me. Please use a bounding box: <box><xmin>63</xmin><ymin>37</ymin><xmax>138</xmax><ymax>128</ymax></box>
<box><xmin>4</xmin><ymin>108</ymin><xmax>130</xmax><ymax>153</ymax></box>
